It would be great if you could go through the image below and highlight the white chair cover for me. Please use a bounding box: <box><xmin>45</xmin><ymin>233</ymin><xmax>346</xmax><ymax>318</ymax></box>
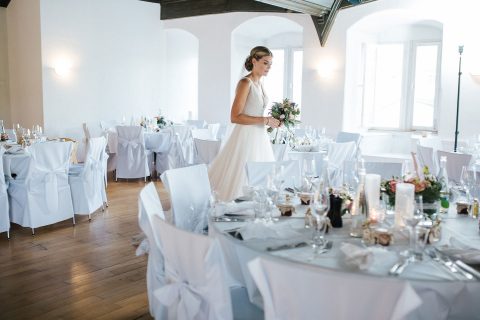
<box><xmin>216</xmin><ymin>124</ymin><xmax>228</xmax><ymax>141</ymax></box>
<box><xmin>271</xmin><ymin>144</ymin><xmax>287</xmax><ymax>161</ymax></box>
<box><xmin>146</xmin><ymin>131</ymin><xmax>173</xmax><ymax>175</ymax></box>
<box><xmin>138</xmin><ymin>182</ymin><xmax>167</xmax><ymax>319</ymax></box>
<box><xmin>417</xmin><ymin>145</ymin><xmax>439</xmax><ymax>175</ymax></box>
<box><xmin>328</xmin><ymin>141</ymin><xmax>357</xmax><ymax>187</ymax></box>
<box><xmin>152</xmin><ymin>215</ymin><xmax>233</xmax><ymax>320</ymax></box>
<box><xmin>248</xmin><ymin>256</ymin><xmax>422</xmax><ymax>320</ymax></box>
<box><xmin>100</xmin><ymin>119</ymin><xmax>118</xmax><ymax>131</ymax></box>
<box><xmin>246</xmin><ymin>160</ymin><xmax>300</xmax><ymax>189</ymax></box>
<box><xmin>336</xmin><ymin>131</ymin><xmax>361</xmax><ymax>144</ymax></box>
<box><xmin>207</xmin><ymin>123</ymin><xmax>221</xmax><ymax>140</ymax></box>
<box><xmin>69</xmin><ymin>137</ymin><xmax>106</xmax><ymax>216</ymax></box>
<box><xmin>193</xmin><ymin>138</ymin><xmax>221</xmax><ymax>165</ymax></box>
<box><xmin>191</xmin><ymin>129</ymin><xmax>214</xmax><ymax>140</ymax></box>
<box><xmin>437</xmin><ymin>150</ymin><xmax>473</xmax><ymax>184</ymax></box>
<box><xmin>9</xmin><ymin>142</ymin><xmax>75</xmax><ymax>229</ymax></box>
<box><xmin>363</xmin><ymin>161</ymin><xmax>402</xmax><ymax>180</ymax></box>
<box><xmin>186</xmin><ymin>119</ymin><xmax>207</xmax><ymax>129</ymax></box>
<box><xmin>0</xmin><ymin>147</ymin><xmax>10</xmax><ymax>237</ymax></box>
<box><xmin>115</xmin><ymin>126</ymin><xmax>152</xmax><ymax>180</ymax></box>
<box><xmin>160</xmin><ymin>164</ymin><xmax>210</xmax><ymax>233</ymax></box>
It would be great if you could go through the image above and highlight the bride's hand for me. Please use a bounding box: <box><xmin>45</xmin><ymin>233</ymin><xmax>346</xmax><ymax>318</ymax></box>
<box><xmin>268</xmin><ymin>117</ymin><xmax>281</xmax><ymax>128</ymax></box>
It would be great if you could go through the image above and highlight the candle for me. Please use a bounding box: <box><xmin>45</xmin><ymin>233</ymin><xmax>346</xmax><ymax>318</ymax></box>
<box><xmin>394</xmin><ymin>183</ymin><xmax>415</xmax><ymax>228</ymax></box>
<box><xmin>365</xmin><ymin>174</ymin><xmax>381</xmax><ymax>209</ymax></box>
<box><xmin>188</xmin><ymin>110</ymin><xmax>193</xmax><ymax>120</ymax></box>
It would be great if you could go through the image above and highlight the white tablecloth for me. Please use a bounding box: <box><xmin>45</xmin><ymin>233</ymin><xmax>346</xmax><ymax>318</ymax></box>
<box><xmin>210</xmin><ymin>204</ymin><xmax>480</xmax><ymax>319</ymax></box>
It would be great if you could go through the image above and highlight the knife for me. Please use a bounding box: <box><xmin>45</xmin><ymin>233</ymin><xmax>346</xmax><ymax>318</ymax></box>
<box><xmin>455</xmin><ymin>260</ymin><xmax>480</xmax><ymax>280</ymax></box>
<box><xmin>433</xmin><ymin>248</ymin><xmax>475</xmax><ymax>280</ymax></box>
<box><xmin>267</xmin><ymin>241</ymin><xmax>308</xmax><ymax>252</ymax></box>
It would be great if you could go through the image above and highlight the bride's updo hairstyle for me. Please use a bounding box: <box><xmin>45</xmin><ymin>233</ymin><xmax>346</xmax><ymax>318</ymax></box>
<box><xmin>244</xmin><ymin>46</ymin><xmax>273</xmax><ymax>71</ymax></box>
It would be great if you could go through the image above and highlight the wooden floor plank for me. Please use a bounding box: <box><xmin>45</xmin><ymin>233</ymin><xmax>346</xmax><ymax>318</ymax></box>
<box><xmin>0</xmin><ymin>179</ymin><xmax>165</xmax><ymax>319</ymax></box>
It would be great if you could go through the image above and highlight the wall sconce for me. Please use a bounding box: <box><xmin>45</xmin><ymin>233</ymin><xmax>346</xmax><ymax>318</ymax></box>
<box><xmin>316</xmin><ymin>58</ymin><xmax>338</xmax><ymax>80</ymax></box>
<box><xmin>54</xmin><ymin>60</ymin><xmax>72</xmax><ymax>78</ymax></box>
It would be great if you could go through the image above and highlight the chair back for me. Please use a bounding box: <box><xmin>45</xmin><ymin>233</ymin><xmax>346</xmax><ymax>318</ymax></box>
<box><xmin>246</xmin><ymin>160</ymin><xmax>300</xmax><ymax>189</ymax></box>
<box><xmin>363</xmin><ymin>161</ymin><xmax>402</xmax><ymax>180</ymax></box>
<box><xmin>328</xmin><ymin>141</ymin><xmax>357</xmax><ymax>187</ymax></box>
<box><xmin>161</xmin><ymin>164</ymin><xmax>210</xmax><ymax>233</ymax></box>
<box><xmin>138</xmin><ymin>183</ymin><xmax>167</xmax><ymax>318</ymax></box>
<box><xmin>437</xmin><ymin>150</ymin><xmax>473</xmax><ymax>184</ymax></box>
<box><xmin>115</xmin><ymin>126</ymin><xmax>150</xmax><ymax>179</ymax></box>
<box><xmin>248</xmin><ymin>256</ymin><xmax>421</xmax><ymax>320</ymax></box>
<box><xmin>336</xmin><ymin>131</ymin><xmax>361</xmax><ymax>144</ymax></box>
<box><xmin>191</xmin><ymin>128</ymin><xmax>214</xmax><ymax>140</ymax></box>
<box><xmin>194</xmin><ymin>138</ymin><xmax>221</xmax><ymax>165</ymax></box>
<box><xmin>28</xmin><ymin>141</ymin><xmax>74</xmax><ymax>216</ymax></box>
<box><xmin>186</xmin><ymin>119</ymin><xmax>207</xmax><ymax>129</ymax></box>
<box><xmin>417</xmin><ymin>145</ymin><xmax>438</xmax><ymax>175</ymax></box>
<box><xmin>0</xmin><ymin>146</ymin><xmax>9</xmax><ymax>235</ymax></box>
<box><xmin>207</xmin><ymin>123</ymin><xmax>221</xmax><ymax>140</ymax></box>
<box><xmin>152</xmin><ymin>215</ymin><xmax>233</xmax><ymax>320</ymax></box>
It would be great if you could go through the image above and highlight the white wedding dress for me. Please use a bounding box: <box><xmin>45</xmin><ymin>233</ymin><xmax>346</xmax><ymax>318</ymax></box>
<box><xmin>209</xmin><ymin>77</ymin><xmax>274</xmax><ymax>201</ymax></box>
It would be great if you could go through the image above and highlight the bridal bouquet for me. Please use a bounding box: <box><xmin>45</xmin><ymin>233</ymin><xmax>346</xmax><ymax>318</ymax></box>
<box><xmin>267</xmin><ymin>98</ymin><xmax>300</xmax><ymax>144</ymax></box>
<box><xmin>267</xmin><ymin>98</ymin><xmax>300</xmax><ymax>133</ymax></box>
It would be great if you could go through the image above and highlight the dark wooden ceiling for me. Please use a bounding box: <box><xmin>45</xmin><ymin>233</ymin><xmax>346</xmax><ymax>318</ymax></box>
<box><xmin>0</xmin><ymin>0</ymin><xmax>11</xmax><ymax>8</ymax></box>
<box><xmin>1</xmin><ymin>0</ymin><xmax>377</xmax><ymax>45</ymax></box>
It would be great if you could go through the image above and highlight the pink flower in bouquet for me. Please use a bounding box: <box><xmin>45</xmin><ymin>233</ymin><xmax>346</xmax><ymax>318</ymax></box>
<box><xmin>389</xmin><ymin>179</ymin><xmax>397</xmax><ymax>193</ymax></box>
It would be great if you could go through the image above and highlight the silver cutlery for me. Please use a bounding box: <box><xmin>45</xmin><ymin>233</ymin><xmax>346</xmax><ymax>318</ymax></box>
<box><xmin>267</xmin><ymin>241</ymin><xmax>309</xmax><ymax>252</ymax></box>
<box><xmin>213</xmin><ymin>216</ymin><xmax>248</xmax><ymax>222</ymax></box>
<box><xmin>433</xmin><ymin>248</ymin><xmax>475</xmax><ymax>280</ymax></box>
<box><xmin>426</xmin><ymin>248</ymin><xmax>472</xmax><ymax>280</ymax></box>
<box><xmin>455</xmin><ymin>260</ymin><xmax>480</xmax><ymax>280</ymax></box>
<box><xmin>389</xmin><ymin>258</ymin><xmax>411</xmax><ymax>276</ymax></box>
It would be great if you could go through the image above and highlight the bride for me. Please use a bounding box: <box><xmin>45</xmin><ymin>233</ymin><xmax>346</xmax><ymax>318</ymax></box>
<box><xmin>209</xmin><ymin>46</ymin><xmax>281</xmax><ymax>201</ymax></box>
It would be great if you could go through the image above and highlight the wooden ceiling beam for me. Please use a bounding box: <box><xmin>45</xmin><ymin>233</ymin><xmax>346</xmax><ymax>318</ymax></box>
<box><xmin>0</xmin><ymin>0</ymin><xmax>11</xmax><ymax>8</ymax></box>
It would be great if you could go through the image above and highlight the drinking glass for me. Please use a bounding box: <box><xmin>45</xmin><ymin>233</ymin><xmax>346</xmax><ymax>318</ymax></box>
<box><xmin>460</xmin><ymin>166</ymin><xmax>474</xmax><ymax>203</ymax></box>
<box><xmin>303</xmin><ymin>158</ymin><xmax>316</xmax><ymax>182</ymax></box>
<box><xmin>311</xmin><ymin>186</ymin><xmax>330</xmax><ymax>249</ymax></box>
<box><xmin>402</xmin><ymin>206</ymin><xmax>424</xmax><ymax>261</ymax></box>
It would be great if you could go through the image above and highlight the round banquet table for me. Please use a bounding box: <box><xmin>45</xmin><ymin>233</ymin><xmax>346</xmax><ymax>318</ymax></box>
<box><xmin>209</xmin><ymin>204</ymin><xmax>480</xmax><ymax>319</ymax></box>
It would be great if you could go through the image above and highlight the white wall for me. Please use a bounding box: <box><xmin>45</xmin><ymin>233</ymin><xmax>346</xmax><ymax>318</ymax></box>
<box><xmin>163</xmin><ymin>29</ymin><xmax>198</xmax><ymax>122</ymax></box>
<box><xmin>6</xmin><ymin>0</ymin><xmax>44</xmax><ymax>130</ymax></box>
<box><xmin>0</xmin><ymin>8</ymin><xmax>11</xmax><ymax>127</ymax></box>
<box><xmin>40</xmin><ymin>0</ymin><xmax>165</xmax><ymax>138</ymax></box>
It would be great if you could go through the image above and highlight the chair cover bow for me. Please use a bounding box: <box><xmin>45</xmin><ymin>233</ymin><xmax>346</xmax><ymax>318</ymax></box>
<box><xmin>154</xmin><ymin>276</ymin><xmax>204</xmax><ymax>320</ymax></box>
<box><xmin>30</xmin><ymin>165</ymin><xmax>67</xmax><ymax>213</ymax></box>
<box><xmin>118</xmin><ymin>137</ymin><xmax>142</xmax><ymax>170</ymax></box>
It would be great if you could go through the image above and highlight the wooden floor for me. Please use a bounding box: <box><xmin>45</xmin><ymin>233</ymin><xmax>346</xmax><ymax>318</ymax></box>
<box><xmin>0</xmin><ymin>179</ymin><xmax>170</xmax><ymax>320</ymax></box>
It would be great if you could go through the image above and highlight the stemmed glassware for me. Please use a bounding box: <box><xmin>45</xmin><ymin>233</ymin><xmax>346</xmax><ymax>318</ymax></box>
<box><xmin>460</xmin><ymin>165</ymin><xmax>474</xmax><ymax>203</ymax></box>
<box><xmin>402</xmin><ymin>196</ymin><xmax>425</xmax><ymax>261</ymax></box>
<box><xmin>310</xmin><ymin>185</ymin><xmax>330</xmax><ymax>252</ymax></box>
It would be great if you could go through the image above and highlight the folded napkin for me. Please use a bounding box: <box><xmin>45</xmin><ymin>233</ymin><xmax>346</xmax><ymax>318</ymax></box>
<box><xmin>438</xmin><ymin>237</ymin><xmax>480</xmax><ymax>265</ymax></box>
<box><xmin>5</xmin><ymin>145</ymin><xmax>23</xmax><ymax>154</ymax></box>
<box><xmin>239</xmin><ymin>221</ymin><xmax>301</xmax><ymax>241</ymax></box>
<box><xmin>340</xmin><ymin>243</ymin><xmax>374</xmax><ymax>271</ymax></box>
<box><xmin>212</xmin><ymin>201</ymin><xmax>255</xmax><ymax>217</ymax></box>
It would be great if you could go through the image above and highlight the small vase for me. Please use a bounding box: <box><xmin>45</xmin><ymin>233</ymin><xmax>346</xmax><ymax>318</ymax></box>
<box><xmin>423</xmin><ymin>200</ymin><xmax>440</xmax><ymax>219</ymax></box>
<box><xmin>327</xmin><ymin>195</ymin><xmax>343</xmax><ymax>228</ymax></box>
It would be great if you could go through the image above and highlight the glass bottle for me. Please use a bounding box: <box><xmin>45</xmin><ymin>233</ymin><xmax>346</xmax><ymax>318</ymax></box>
<box><xmin>438</xmin><ymin>156</ymin><xmax>450</xmax><ymax>214</ymax></box>
<box><xmin>350</xmin><ymin>167</ymin><xmax>368</xmax><ymax>237</ymax></box>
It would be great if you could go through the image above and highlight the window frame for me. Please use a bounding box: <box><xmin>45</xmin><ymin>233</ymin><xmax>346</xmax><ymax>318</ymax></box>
<box><xmin>361</xmin><ymin>40</ymin><xmax>441</xmax><ymax>132</ymax></box>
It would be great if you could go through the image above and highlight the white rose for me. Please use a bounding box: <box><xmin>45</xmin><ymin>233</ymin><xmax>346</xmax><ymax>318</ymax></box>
<box><xmin>279</xmin><ymin>114</ymin><xmax>285</xmax><ymax>119</ymax></box>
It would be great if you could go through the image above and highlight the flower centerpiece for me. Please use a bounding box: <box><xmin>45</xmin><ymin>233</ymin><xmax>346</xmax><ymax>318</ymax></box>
<box><xmin>155</xmin><ymin>115</ymin><xmax>173</xmax><ymax>129</ymax></box>
<box><xmin>381</xmin><ymin>166</ymin><xmax>442</xmax><ymax>217</ymax></box>
<box><xmin>267</xmin><ymin>98</ymin><xmax>300</xmax><ymax>143</ymax></box>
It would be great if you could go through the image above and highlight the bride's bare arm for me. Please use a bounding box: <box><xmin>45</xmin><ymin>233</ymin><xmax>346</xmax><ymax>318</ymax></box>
<box><xmin>230</xmin><ymin>79</ymin><xmax>280</xmax><ymax>127</ymax></box>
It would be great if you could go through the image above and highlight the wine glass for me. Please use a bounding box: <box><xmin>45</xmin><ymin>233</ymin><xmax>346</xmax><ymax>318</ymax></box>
<box><xmin>311</xmin><ymin>186</ymin><xmax>330</xmax><ymax>251</ymax></box>
<box><xmin>402</xmin><ymin>202</ymin><xmax>424</xmax><ymax>261</ymax></box>
<box><xmin>460</xmin><ymin>166</ymin><xmax>474</xmax><ymax>203</ymax></box>
<box><xmin>303</xmin><ymin>158</ymin><xmax>316</xmax><ymax>186</ymax></box>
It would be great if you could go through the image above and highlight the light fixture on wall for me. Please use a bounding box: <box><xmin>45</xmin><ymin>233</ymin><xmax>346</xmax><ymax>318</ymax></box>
<box><xmin>316</xmin><ymin>58</ymin><xmax>338</xmax><ymax>80</ymax></box>
<box><xmin>53</xmin><ymin>59</ymin><xmax>72</xmax><ymax>78</ymax></box>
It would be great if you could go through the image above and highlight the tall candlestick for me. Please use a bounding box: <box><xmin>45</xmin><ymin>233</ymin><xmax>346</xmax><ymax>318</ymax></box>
<box><xmin>365</xmin><ymin>174</ymin><xmax>381</xmax><ymax>210</ymax></box>
<box><xmin>394</xmin><ymin>183</ymin><xmax>415</xmax><ymax>228</ymax></box>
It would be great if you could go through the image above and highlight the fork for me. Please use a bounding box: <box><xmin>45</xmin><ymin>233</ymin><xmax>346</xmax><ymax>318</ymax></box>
<box><xmin>434</xmin><ymin>248</ymin><xmax>474</xmax><ymax>280</ymax></box>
